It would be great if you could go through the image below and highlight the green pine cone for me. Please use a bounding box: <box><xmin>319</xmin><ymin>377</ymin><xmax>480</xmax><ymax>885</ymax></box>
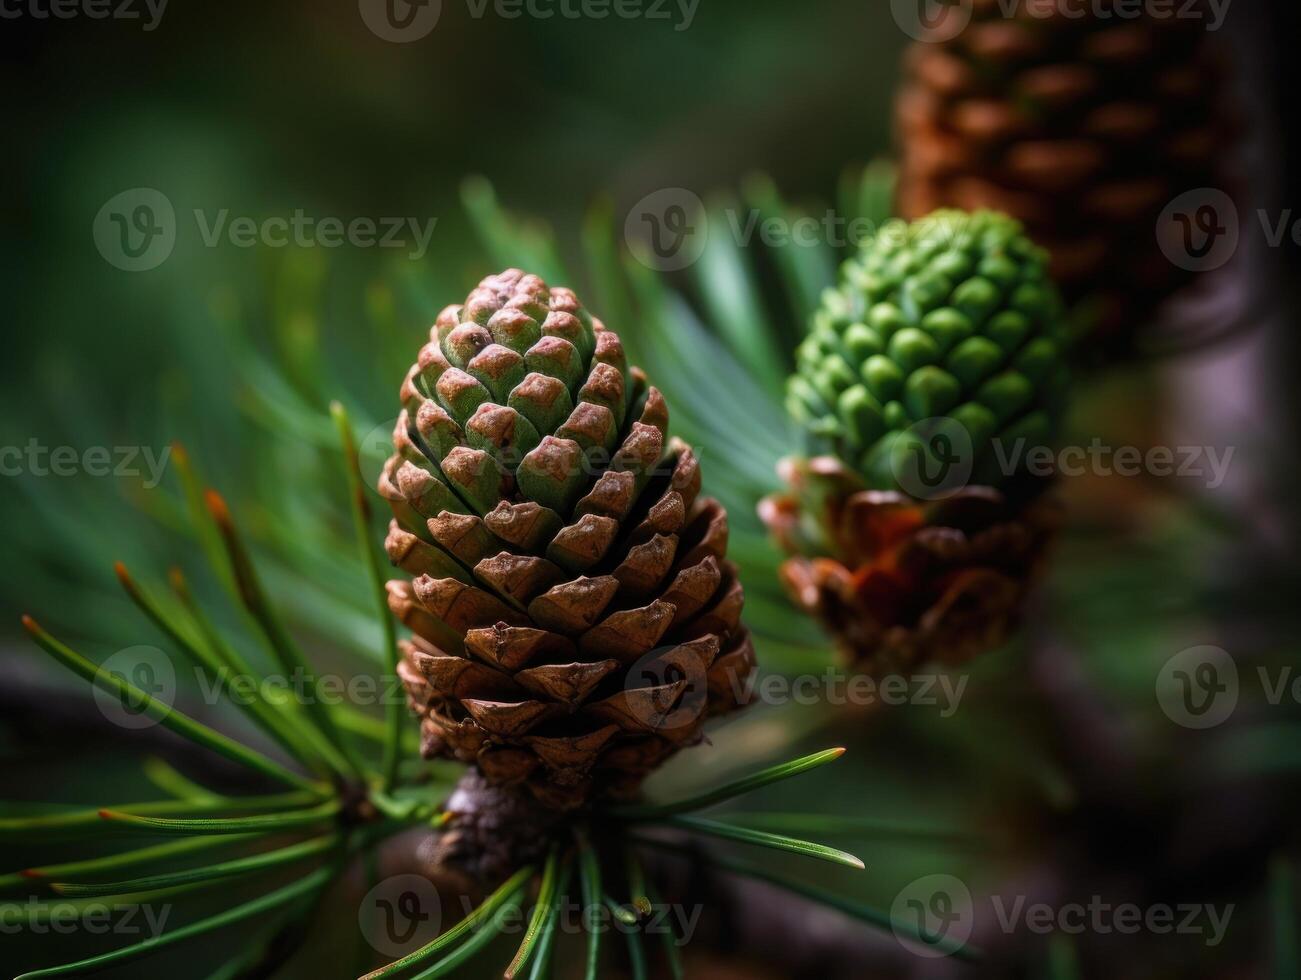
<box><xmin>788</xmin><ymin>210</ymin><xmax>1070</xmax><ymax>491</ymax></box>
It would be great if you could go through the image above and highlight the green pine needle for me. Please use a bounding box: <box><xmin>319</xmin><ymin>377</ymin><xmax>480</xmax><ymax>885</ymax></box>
<box><xmin>645</xmin><ymin>880</ymin><xmax>683</xmax><ymax>980</ymax></box>
<box><xmin>0</xmin><ymin>792</ymin><xmax>320</xmax><ymax>838</ymax></box>
<box><xmin>49</xmin><ymin>832</ymin><xmax>341</xmax><ymax>897</ymax></box>
<box><xmin>624</xmin><ymin>927</ymin><xmax>648</xmax><ymax>980</ymax></box>
<box><xmin>12</xmin><ymin>862</ymin><xmax>340</xmax><ymax>979</ymax></box>
<box><xmin>119</xmin><ymin>563</ymin><xmax>334</xmax><ymax>777</ymax></box>
<box><xmin>728</xmin><ymin>813</ymin><xmax>980</xmax><ymax>847</ymax></box>
<box><xmin>140</xmin><ymin>757</ymin><xmax>221</xmax><ymax>803</ymax></box>
<box><xmin>20</xmin><ymin>615</ymin><xmax>324</xmax><ymax>797</ymax></box>
<box><xmin>652</xmin><ymin>845</ymin><xmax>982</xmax><ymax>964</ymax></box>
<box><xmin>205</xmin><ymin>489</ymin><xmax>366</xmax><ymax>782</ymax></box>
<box><xmin>331</xmin><ymin>401</ymin><xmax>403</xmax><ymax>793</ymax></box>
<box><xmin>610</xmin><ymin>747</ymin><xmax>846</xmax><ymax>821</ymax></box>
<box><xmin>359</xmin><ymin>864</ymin><xmax>536</xmax><ymax>980</ymax></box>
<box><xmin>526</xmin><ymin>861</ymin><xmax>573</xmax><ymax>980</ymax></box>
<box><xmin>604</xmin><ymin>895</ymin><xmax>638</xmax><ymax>926</ymax></box>
<box><xmin>578</xmin><ymin>836</ymin><xmax>603</xmax><ymax>980</ymax></box>
<box><xmin>662</xmin><ymin>815</ymin><xmax>865</xmax><ymax>871</ymax></box>
<box><xmin>97</xmin><ymin>799</ymin><xmax>342</xmax><ymax>836</ymax></box>
<box><xmin>409</xmin><ymin>898</ymin><xmax>522</xmax><ymax>980</ymax></box>
<box><xmin>505</xmin><ymin>847</ymin><xmax>562</xmax><ymax>979</ymax></box>
<box><xmin>1</xmin><ymin>834</ymin><xmax>257</xmax><ymax>892</ymax></box>
<box><xmin>166</xmin><ymin>566</ymin><xmax>338</xmax><ymax>773</ymax></box>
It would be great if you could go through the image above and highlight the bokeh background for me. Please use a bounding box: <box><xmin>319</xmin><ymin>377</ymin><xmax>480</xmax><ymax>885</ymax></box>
<box><xmin>3</xmin><ymin>1</ymin><xmax>1300</xmax><ymax>977</ymax></box>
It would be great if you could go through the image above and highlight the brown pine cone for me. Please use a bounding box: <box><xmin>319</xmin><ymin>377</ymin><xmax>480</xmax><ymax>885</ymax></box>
<box><xmin>895</xmin><ymin>0</ymin><xmax>1237</xmax><ymax>341</ymax></box>
<box><xmin>760</xmin><ymin>457</ymin><xmax>1060</xmax><ymax>675</ymax></box>
<box><xmin>382</xmin><ymin>269</ymin><xmax>755</xmax><ymax>812</ymax></box>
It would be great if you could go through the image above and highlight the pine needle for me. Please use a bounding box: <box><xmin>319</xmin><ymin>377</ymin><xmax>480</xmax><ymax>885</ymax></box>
<box><xmin>505</xmin><ymin>847</ymin><xmax>561</xmax><ymax>978</ymax></box>
<box><xmin>359</xmin><ymin>864</ymin><xmax>536</xmax><ymax>980</ymax></box>
<box><xmin>97</xmin><ymin>799</ymin><xmax>342</xmax><ymax>836</ymax></box>
<box><xmin>49</xmin><ymin>833</ymin><xmax>341</xmax><ymax>897</ymax></box>
<box><xmin>205</xmin><ymin>490</ymin><xmax>366</xmax><ymax>782</ymax></box>
<box><xmin>663</xmin><ymin>815</ymin><xmax>865</xmax><ymax>870</ymax></box>
<box><xmin>12</xmin><ymin>863</ymin><xmax>340</xmax><ymax>979</ymax></box>
<box><xmin>20</xmin><ymin>615</ymin><xmax>325</xmax><ymax>797</ymax></box>
<box><xmin>609</xmin><ymin>747</ymin><xmax>846</xmax><ymax>820</ymax></box>
<box><xmin>578</xmin><ymin>836</ymin><xmax>602</xmax><ymax>980</ymax></box>
<box><xmin>331</xmin><ymin>401</ymin><xmax>402</xmax><ymax>792</ymax></box>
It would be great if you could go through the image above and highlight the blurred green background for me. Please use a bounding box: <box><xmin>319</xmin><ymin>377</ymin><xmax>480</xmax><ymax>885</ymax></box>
<box><xmin>4</xmin><ymin>2</ymin><xmax>1300</xmax><ymax>978</ymax></box>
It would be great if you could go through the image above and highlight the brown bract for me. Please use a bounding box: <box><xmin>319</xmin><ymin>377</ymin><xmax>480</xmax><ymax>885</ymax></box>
<box><xmin>382</xmin><ymin>270</ymin><xmax>754</xmax><ymax>811</ymax></box>
<box><xmin>760</xmin><ymin>457</ymin><xmax>1061</xmax><ymax>675</ymax></box>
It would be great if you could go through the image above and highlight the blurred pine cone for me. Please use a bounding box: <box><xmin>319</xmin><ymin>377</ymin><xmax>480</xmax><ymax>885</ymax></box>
<box><xmin>768</xmin><ymin>210</ymin><xmax>1068</xmax><ymax>673</ymax></box>
<box><xmin>382</xmin><ymin>270</ymin><xmax>754</xmax><ymax>812</ymax></box>
<box><xmin>895</xmin><ymin>0</ymin><xmax>1235</xmax><ymax>341</ymax></box>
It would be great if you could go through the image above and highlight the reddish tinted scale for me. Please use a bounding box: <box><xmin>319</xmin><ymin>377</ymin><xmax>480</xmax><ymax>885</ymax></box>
<box><xmin>760</xmin><ymin>457</ymin><xmax>1060</xmax><ymax>675</ymax></box>
<box><xmin>381</xmin><ymin>269</ymin><xmax>754</xmax><ymax>810</ymax></box>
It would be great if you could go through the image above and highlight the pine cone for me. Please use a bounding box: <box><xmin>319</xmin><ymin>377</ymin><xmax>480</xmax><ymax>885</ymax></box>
<box><xmin>772</xmin><ymin>210</ymin><xmax>1067</xmax><ymax>673</ymax></box>
<box><xmin>761</xmin><ymin>457</ymin><xmax>1060</xmax><ymax>674</ymax></box>
<box><xmin>382</xmin><ymin>269</ymin><xmax>755</xmax><ymax>812</ymax></box>
<box><xmin>895</xmin><ymin>0</ymin><xmax>1234</xmax><ymax>340</ymax></box>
